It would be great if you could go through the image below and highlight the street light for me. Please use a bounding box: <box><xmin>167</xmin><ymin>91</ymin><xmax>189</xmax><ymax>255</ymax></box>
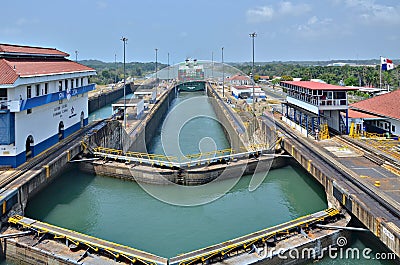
<box><xmin>222</xmin><ymin>47</ymin><xmax>224</xmax><ymax>98</ymax></box>
<box><xmin>114</xmin><ymin>53</ymin><xmax>117</xmax><ymax>85</ymax></box>
<box><xmin>75</xmin><ymin>50</ymin><xmax>78</xmax><ymax>62</ymax></box>
<box><xmin>121</xmin><ymin>37</ymin><xmax>128</xmax><ymax>130</ymax></box>
<box><xmin>249</xmin><ymin>32</ymin><xmax>257</xmax><ymax>115</ymax></box>
<box><xmin>155</xmin><ymin>48</ymin><xmax>158</xmax><ymax>95</ymax></box>
<box><xmin>212</xmin><ymin>51</ymin><xmax>214</xmax><ymax>79</ymax></box>
<box><xmin>167</xmin><ymin>52</ymin><xmax>170</xmax><ymax>85</ymax></box>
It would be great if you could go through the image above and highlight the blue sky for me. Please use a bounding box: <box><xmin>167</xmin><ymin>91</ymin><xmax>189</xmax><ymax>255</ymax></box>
<box><xmin>1</xmin><ymin>0</ymin><xmax>399</xmax><ymax>63</ymax></box>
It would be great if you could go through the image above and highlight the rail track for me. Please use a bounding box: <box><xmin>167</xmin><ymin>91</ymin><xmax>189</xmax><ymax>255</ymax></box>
<box><xmin>272</xmin><ymin>116</ymin><xmax>400</xmax><ymax>220</ymax></box>
<box><xmin>0</xmin><ymin>120</ymin><xmax>105</xmax><ymax>189</ymax></box>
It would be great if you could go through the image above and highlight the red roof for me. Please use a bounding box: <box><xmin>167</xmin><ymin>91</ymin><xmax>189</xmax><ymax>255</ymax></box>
<box><xmin>350</xmin><ymin>90</ymin><xmax>400</xmax><ymax>120</ymax></box>
<box><xmin>282</xmin><ymin>81</ymin><xmax>358</xmax><ymax>91</ymax></box>
<box><xmin>347</xmin><ymin>109</ymin><xmax>380</xmax><ymax>119</ymax></box>
<box><xmin>0</xmin><ymin>58</ymin><xmax>95</xmax><ymax>85</ymax></box>
<box><xmin>0</xmin><ymin>43</ymin><xmax>68</xmax><ymax>57</ymax></box>
<box><xmin>228</xmin><ymin>74</ymin><xmax>251</xmax><ymax>81</ymax></box>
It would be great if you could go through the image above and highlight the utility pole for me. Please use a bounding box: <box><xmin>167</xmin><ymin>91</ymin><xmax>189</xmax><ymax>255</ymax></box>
<box><xmin>121</xmin><ymin>37</ymin><xmax>128</xmax><ymax>130</ymax></box>
<box><xmin>249</xmin><ymin>32</ymin><xmax>257</xmax><ymax>115</ymax></box>
<box><xmin>167</xmin><ymin>52</ymin><xmax>170</xmax><ymax>85</ymax></box>
<box><xmin>212</xmin><ymin>51</ymin><xmax>214</xmax><ymax>79</ymax></box>
<box><xmin>114</xmin><ymin>53</ymin><xmax>117</xmax><ymax>85</ymax></box>
<box><xmin>222</xmin><ymin>47</ymin><xmax>224</xmax><ymax>98</ymax></box>
<box><xmin>155</xmin><ymin>48</ymin><xmax>158</xmax><ymax>95</ymax></box>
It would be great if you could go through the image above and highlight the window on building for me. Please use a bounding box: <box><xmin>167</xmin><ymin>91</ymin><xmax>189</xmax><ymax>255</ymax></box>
<box><xmin>44</xmin><ymin>83</ymin><xmax>49</xmax><ymax>94</ymax></box>
<box><xmin>76</xmin><ymin>79</ymin><xmax>79</xmax><ymax>87</ymax></box>
<box><xmin>27</xmin><ymin>86</ymin><xmax>32</xmax><ymax>99</ymax></box>
<box><xmin>71</xmin><ymin>79</ymin><xmax>74</xmax><ymax>89</ymax></box>
<box><xmin>81</xmin><ymin>78</ymin><xmax>84</xmax><ymax>86</ymax></box>
<box><xmin>59</xmin><ymin>81</ymin><xmax>63</xmax><ymax>92</ymax></box>
<box><xmin>392</xmin><ymin>125</ymin><xmax>396</xmax><ymax>132</ymax></box>
<box><xmin>35</xmin><ymin>84</ymin><xmax>40</xmax><ymax>97</ymax></box>
<box><xmin>27</xmin><ymin>109</ymin><xmax>32</xmax><ymax>114</ymax></box>
<box><xmin>65</xmin><ymin>80</ymin><xmax>68</xmax><ymax>90</ymax></box>
<box><xmin>385</xmin><ymin>123</ymin><xmax>389</xmax><ymax>129</ymax></box>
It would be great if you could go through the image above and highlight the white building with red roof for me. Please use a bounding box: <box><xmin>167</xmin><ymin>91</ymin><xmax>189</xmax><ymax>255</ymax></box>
<box><xmin>0</xmin><ymin>43</ymin><xmax>96</xmax><ymax>167</ymax></box>
<box><xmin>349</xmin><ymin>90</ymin><xmax>400</xmax><ymax>136</ymax></box>
<box><xmin>227</xmin><ymin>74</ymin><xmax>252</xmax><ymax>86</ymax></box>
<box><xmin>280</xmin><ymin>81</ymin><xmax>357</xmax><ymax>135</ymax></box>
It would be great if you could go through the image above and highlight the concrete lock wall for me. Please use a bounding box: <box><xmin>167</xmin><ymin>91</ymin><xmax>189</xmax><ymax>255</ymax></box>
<box><xmin>129</xmin><ymin>87</ymin><xmax>176</xmax><ymax>153</ymax></box>
<box><xmin>281</xmin><ymin>138</ymin><xmax>400</xmax><ymax>257</ymax></box>
<box><xmin>88</xmin><ymin>84</ymin><xmax>137</xmax><ymax>113</ymax></box>
<box><xmin>85</xmin><ymin>121</ymin><xmax>125</xmax><ymax>150</ymax></box>
<box><xmin>16</xmin><ymin>143</ymin><xmax>82</xmax><ymax>215</ymax></box>
<box><xmin>206</xmin><ymin>85</ymin><xmax>247</xmax><ymax>152</ymax></box>
<box><xmin>1</xmin><ymin>238</ymin><xmax>77</xmax><ymax>265</ymax></box>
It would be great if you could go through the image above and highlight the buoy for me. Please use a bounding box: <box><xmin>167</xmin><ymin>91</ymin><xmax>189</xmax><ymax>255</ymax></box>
<box><xmin>374</xmin><ymin>180</ymin><xmax>381</xmax><ymax>187</ymax></box>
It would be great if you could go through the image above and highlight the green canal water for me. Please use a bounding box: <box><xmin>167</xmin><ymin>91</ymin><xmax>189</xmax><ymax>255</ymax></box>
<box><xmin>148</xmin><ymin>91</ymin><xmax>230</xmax><ymax>156</ymax></box>
<box><xmin>25</xmin><ymin>164</ymin><xmax>326</xmax><ymax>257</ymax></box>
<box><xmin>3</xmin><ymin>90</ymin><xmax>396</xmax><ymax>264</ymax></box>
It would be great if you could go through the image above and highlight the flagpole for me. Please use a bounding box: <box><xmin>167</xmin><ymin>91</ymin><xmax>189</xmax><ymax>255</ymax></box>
<box><xmin>379</xmin><ymin>56</ymin><xmax>382</xmax><ymax>90</ymax></box>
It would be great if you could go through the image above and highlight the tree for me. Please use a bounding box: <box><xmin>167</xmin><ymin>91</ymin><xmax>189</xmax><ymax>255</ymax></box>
<box><xmin>271</xmin><ymin>78</ymin><xmax>280</xmax><ymax>89</ymax></box>
<box><xmin>281</xmin><ymin>75</ymin><xmax>293</xmax><ymax>81</ymax></box>
<box><xmin>102</xmin><ymin>70</ymin><xmax>110</xmax><ymax>79</ymax></box>
<box><xmin>344</xmin><ymin>76</ymin><xmax>358</xmax><ymax>86</ymax></box>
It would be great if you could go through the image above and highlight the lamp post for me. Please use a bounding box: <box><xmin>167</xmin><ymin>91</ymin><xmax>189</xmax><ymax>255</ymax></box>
<box><xmin>114</xmin><ymin>53</ymin><xmax>117</xmax><ymax>85</ymax></box>
<box><xmin>155</xmin><ymin>48</ymin><xmax>158</xmax><ymax>95</ymax></box>
<box><xmin>167</xmin><ymin>52</ymin><xmax>170</xmax><ymax>85</ymax></box>
<box><xmin>212</xmin><ymin>51</ymin><xmax>214</xmax><ymax>79</ymax></box>
<box><xmin>121</xmin><ymin>37</ymin><xmax>128</xmax><ymax>130</ymax></box>
<box><xmin>222</xmin><ymin>47</ymin><xmax>224</xmax><ymax>98</ymax></box>
<box><xmin>249</xmin><ymin>32</ymin><xmax>257</xmax><ymax>115</ymax></box>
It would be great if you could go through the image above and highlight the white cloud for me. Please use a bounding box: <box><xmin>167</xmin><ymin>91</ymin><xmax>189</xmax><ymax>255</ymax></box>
<box><xmin>307</xmin><ymin>16</ymin><xmax>318</xmax><ymax>25</ymax></box>
<box><xmin>279</xmin><ymin>1</ymin><xmax>311</xmax><ymax>15</ymax></box>
<box><xmin>344</xmin><ymin>0</ymin><xmax>400</xmax><ymax>24</ymax></box>
<box><xmin>246</xmin><ymin>6</ymin><xmax>274</xmax><ymax>22</ymax></box>
<box><xmin>246</xmin><ymin>1</ymin><xmax>310</xmax><ymax>23</ymax></box>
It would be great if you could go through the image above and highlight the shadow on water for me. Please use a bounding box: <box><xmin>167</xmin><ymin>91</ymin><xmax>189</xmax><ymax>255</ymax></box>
<box><xmin>24</xmin><ymin>164</ymin><xmax>96</xmax><ymax>220</ymax></box>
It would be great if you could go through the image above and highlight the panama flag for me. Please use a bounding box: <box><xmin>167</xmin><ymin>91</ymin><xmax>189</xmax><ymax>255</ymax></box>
<box><xmin>381</xmin><ymin>57</ymin><xmax>394</xmax><ymax>71</ymax></box>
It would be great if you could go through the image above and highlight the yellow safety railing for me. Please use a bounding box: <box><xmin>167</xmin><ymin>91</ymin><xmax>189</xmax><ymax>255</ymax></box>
<box><xmin>174</xmin><ymin>208</ymin><xmax>340</xmax><ymax>265</ymax></box>
<box><xmin>9</xmin><ymin>215</ymin><xmax>163</xmax><ymax>265</ymax></box>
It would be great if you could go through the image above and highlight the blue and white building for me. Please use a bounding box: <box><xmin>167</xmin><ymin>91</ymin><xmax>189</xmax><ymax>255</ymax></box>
<box><xmin>0</xmin><ymin>44</ymin><xmax>96</xmax><ymax>167</ymax></box>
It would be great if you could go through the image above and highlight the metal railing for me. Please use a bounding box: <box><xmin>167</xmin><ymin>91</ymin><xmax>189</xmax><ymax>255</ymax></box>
<box><xmin>93</xmin><ymin>144</ymin><xmax>273</xmax><ymax>168</ymax></box>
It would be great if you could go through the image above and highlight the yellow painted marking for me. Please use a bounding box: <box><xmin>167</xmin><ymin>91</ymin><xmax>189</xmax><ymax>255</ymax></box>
<box><xmin>43</xmin><ymin>165</ymin><xmax>50</xmax><ymax>178</ymax></box>
<box><xmin>2</xmin><ymin>200</ymin><xmax>6</xmax><ymax>214</ymax></box>
<box><xmin>307</xmin><ymin>160</ymin><xmax>312</xmax><ymax>172</ymax></box>
<box><xmin>342</xmin><ymin>194</ymin><xmax>346</xmax><ymax>205</ymax></box>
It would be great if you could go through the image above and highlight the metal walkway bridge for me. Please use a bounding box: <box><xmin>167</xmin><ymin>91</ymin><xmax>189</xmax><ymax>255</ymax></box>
<box><xmin>92</xmin><ymin>143</ymin><xmax>277</xmax><ymax>168</ymax></box>
<box><xmin>9</xmin><ymin>215</ymin><xmax>168</xmax><ymax>265</ymax></box>
<box><xmin>8</xmin><ymin>208</ymin><xmax>340</xmax><ymax>265</ymax></box>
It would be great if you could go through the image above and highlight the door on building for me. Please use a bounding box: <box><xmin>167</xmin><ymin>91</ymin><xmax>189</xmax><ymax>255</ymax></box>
<box><xmin>25</xmin><ymin>135</ymin><xmax>34</xmax><ymax>159</ymax></box>
<box><xmin>58</xmin><ymin>121</ymin><xmax>64</xmax><ymax>141</ymax></box>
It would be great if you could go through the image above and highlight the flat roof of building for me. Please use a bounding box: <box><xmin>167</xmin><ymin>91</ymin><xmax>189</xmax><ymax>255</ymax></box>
<box><xmin>350</xmin><ymin>90</ymin><xmax>400</xmax><ymax>120</ymax></box>
<box><xmin>282</xmin><ymin>81</ymin><xmax>358</xmax><ymax>91</ymax></box>
<box><xmin>232</xmin><ymin>85</ymin><xmax>262</xmax><ymax>90</ymax></box>
<box><xmin>112</xmin><ymin>98</ymin><xmax>143</xmax><ymax>108</ymax></box>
